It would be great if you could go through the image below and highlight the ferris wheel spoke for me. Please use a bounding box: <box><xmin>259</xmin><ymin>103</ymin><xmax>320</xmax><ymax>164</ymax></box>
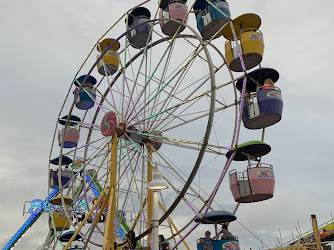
<box><xmin>147</xmin><ymin>55</ymin><xmax>199</xmax><ymax>131</ymax></box>
<box><xmin>125</xmin><ymin>35</ymin><xmax>203</xmax><ymax>124</ymax></box>
<box><xmin>133</xmin><ymin>63</ymin><xmax>219</xmax><ymax>131</ymax></box>
<box><xmin>159</xmin><ymin>102</ymin><xmax>237</xmax><ymax>134</ymax></box>
<box><xmin>131</xmin><ymin>39</ymin><xmax>202</xmax><ymax>123</ymax></box>
<box><xmin>116</xmin><ymin>152</ymin><xmax>142</xmax><ymax>232</ymax></box>
<box><xmin>95</xmin><ymin>86</ymin><xmax>119</xmax><ymax>113</ymax></box>
<box><xmin>150</xmin><ymin>64</ymin><xmax>224</xmax><ymax>131</ymax></box>
<box><xmin>120</xmin><ymin>47</ymin><xmax>148</xmax><ymax>126</ymax></box>
<box><xmin>132</xmin><ymin>72</ymin><xmax>234</xmax><ymax>129</ymax></box>
<box><xmin>127</xmin><ymin>57</ymin><xmax>195</xmax><ymax>126</ymax></box>
<box><xmin>156</xmin><ymin>151</ymin><xmax>215</xmax><ymax>211</ymax></box>
<box><xmin>124</xmin><ymin>39</ymin><xmax>177</xmax><ymax>123</ymax></box>
<box><xmin>120</xmin><ymin>72</ymin><xmax>144</xmax><ymax>128</ymax></box>
<box><xmin>122</xmin><ymin>134</ymin><xmax>203</xmax><ymax>218</ymax></box>
<box><xmin>154</xmin><ymin>91</ymin><xmax>204</xmax><ymax>132</ymax></box>
<box><xmin>132</xmin><ymin>131</ymin><xmax>231</xmax><ymax>152</ymax></box>
<box><xmin>179</xmin><ymin>35</ymin><xmax>221</xmax><ymax>71</ymax></box>
<box><xmin>123</xmin><ymin>30</ymin><xmax>171</xmax><ymax>121</ymax></box>
<box><xmin>98</xmin><ymin>61</ymin><xmax>125</xmax><ymax>112</ymax></box>
<box><xmin>146</xmin><ymin>38</ymin><xmax>180</xmax><ymax>116</ymax></box>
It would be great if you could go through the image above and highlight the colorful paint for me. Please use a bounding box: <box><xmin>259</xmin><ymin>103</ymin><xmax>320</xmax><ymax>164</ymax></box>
<box><xmin>173</xmin><ymin>3</ymin><xmax>187</xmax><ymax>11</ymax></box>
<box><xmin>101</xmin><ymin>111</ymin><xmax>117</xmax><ymax>136</ymax></box>
<box><xmin>65</xmin><ymin>127</ymin><xmax>80</xmax><ymax>135</ymax></box>
<box><xmin>222</xmin><ymin>241</ymin><xmax>240</xmax><ymax>249</ymax></box>
<box><xmin>107</xmin><ymin>50</ymin><xmax>119</xmax><ymax>57</ymax></box>
<box><xmin>216</xmin><ymin>1</ymin><xmax>228</xmax><ymax>9</ymax></box>
<box><xmin>297</xmin><ymin>222</ymin><xmax>334</xmax><ymax>244</ymax></box>
<box><xmin>258</xmin><ymin>169</ymin><xmax>274</xmax><ymax>178</ymax></box>
<box><xmin>266</xmin><ymin>91</ymin><xmax>282</xmax><ymax>100</ymax></box>
<box><xmin>249</xmin><ymin>33</ymin><xmax>263</xmax><ymax>42</ymax></box>
<box><xmin>70</xmin><ymin>159</ymin><xmax>83</xmax><ymax>172</ymax></box>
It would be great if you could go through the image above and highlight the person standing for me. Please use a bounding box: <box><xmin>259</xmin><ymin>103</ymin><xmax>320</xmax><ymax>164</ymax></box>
<box><xmin>218</xmin><ymin>224</ymin><xmax>235</xmax><ymax>240</ymax></box>
<box><xmin>200</xmin><ymin>231</ymin><xmax>213</xmax><ymax>250</ymax></box>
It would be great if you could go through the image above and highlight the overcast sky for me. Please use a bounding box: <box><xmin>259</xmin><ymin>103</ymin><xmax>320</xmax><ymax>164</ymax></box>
<box><xmin>1</xmin><ymin>0</ymin><xmax>334</xmax><ymax>249</ymax></box>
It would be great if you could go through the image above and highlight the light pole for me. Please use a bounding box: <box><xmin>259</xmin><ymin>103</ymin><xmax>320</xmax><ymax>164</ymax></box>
<box><xmin>147</xmin><ymin>171</ymin><xmax>168</xmax><ymax>250</ymax></box>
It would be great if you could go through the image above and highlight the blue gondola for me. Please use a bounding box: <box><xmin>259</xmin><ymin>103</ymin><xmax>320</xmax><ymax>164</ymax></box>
<box><xmin>126</xmin><ymin>7</ymin><xmax>152</xmax><ymax>49</ymax></box>
<box><xmin>193</xmin><ymin>0</ymin><xmax>231</xmax><ymax>40</ymax></box>
<box><xmin>236</xmin><ymin>68</ymin><xmax>283</xmax><ymax>129</ymax></box>
<box><xmin>195</xmin><ymin>211</ymin><xmax>239</xmax><ymax>250</ymax></box>
<box><xmin>74</xmin><ymin>75</ymin><xmax>97</xmax><ymax>110</ymax></box>
<box><xmin>49</xmin><ymin>168</ymin><xmax>72</xmax><ymax>189</ymax></box>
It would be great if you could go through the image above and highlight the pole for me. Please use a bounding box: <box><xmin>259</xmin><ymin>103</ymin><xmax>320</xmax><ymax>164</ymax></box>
<box><xmin>152</xmin><ymin>190</ymin><xmax>159</xmax><ymax>250</ymax></box>
<box><xmin>103</xmin><ymin>132</ymin><xmax>118</xmax><ymax>250</ymax></box>
<box><xmin>147</xmin><ymin>146</ymin><xmax>153</xmax><ymax>247</ymax></box>
<box><xmin>311</xmin><ymin>214</ymin><xmax>322</xmax><ymax>249</ymax></box>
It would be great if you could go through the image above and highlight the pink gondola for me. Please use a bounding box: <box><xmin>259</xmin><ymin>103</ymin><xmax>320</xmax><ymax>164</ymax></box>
<box><xmin>159</xmin><ymin>0</ymin><xmax>188</xmax><ymax>36</ymax></box>
<box><xmin>229</xmin><ymin>163</ymin><xmax>275</xmax><ymax>203</ymax></box>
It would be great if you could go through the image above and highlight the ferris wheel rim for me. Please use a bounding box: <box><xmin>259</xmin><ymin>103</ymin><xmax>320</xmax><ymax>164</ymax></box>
<box><xmin>50</xmin><ymin>16</ymin><xmax>242</xmax><ymax>248</ymax></box>
<box><xmin>77</xmin><ymin>19</ymin><xmax>217</xmax><ymax>244</ymax></box>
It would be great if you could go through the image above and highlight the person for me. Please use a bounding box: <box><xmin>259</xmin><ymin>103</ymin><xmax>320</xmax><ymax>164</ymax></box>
<box><xmin>125</xmin><ymin>230</ymin><xmax>136</xmax><ymax>249</ymax></box>
<box><xmin>263</xmin><ymin>78</ymin><xmax>275</xmax><ymax>90</ymax></box>
<box><xmin>159</xmin><ymin>234</ymin><xmax>171</xmax><ymax>250</ymax></box>
<box><xmin>219</xmin><ymin>224</ymin><xmax>235</xmax><ymax>240</ymax></box>
<box><xmin>200</xmin><ymin>231</ymin><xmax>213</xmax><ymax>250</ymax></box>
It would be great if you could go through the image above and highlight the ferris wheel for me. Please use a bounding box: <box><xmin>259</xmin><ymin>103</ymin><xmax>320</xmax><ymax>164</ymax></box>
<box><xmin>40</xmin><ymin>0</ymin><xmax>284</xmax><ymax>250</ymax></box>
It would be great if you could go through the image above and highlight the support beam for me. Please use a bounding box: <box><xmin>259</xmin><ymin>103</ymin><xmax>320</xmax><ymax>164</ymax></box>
<box><xmin>82</xmin><ymin>189</ymin><xmax>111</xmax><ymax>249</ymax></box>
<box><xmin>103</xmin><ymin>132</ymin><xmax>118</xmax><ymax>249</ymax></box>
<box><xmin>147</xmin><ymin>146</ymin><xmax>153</xmax><ymax>247</ymax></box>
<box><xmin>131</xmin><ymin>199</ymin><xmax>147</xmax><ymax>231</ymax></box>
<box><xmin>311</xmin><ymin>214</ymin><xmax>322</xmax><ymax>249</ymax></box>
<box><xmin>63</xmin><ymin>188</ymin><xmax>108</xmax><ymax>250</ymax></box>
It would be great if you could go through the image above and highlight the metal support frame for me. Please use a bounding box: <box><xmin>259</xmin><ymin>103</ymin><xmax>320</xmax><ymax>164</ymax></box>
<box><xmin>311</xmin><ymin>214</ymin><xmax>322</xmax><ymax>249</ymax></box>
<box><xmin>103</xmin><ymin>132</ymin><xmax>118</xmax><ymax>249</ymax></box>
<box><xmin>147</xmin><ymin>146</ymin><xmax>153</xmax><ymax>247</ymax></box>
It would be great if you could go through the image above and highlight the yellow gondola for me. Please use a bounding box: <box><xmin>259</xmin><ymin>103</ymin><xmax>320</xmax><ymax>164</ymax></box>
<box><xmin>222</xmin><ymin>13</ymin><xmax>264</xmax><ymax>72</ymax></box>
<box><xmin>97</xmin><ymin>38</ymin><xmax>120</xmax><ymax>76</ymax></box>
<box><xmin>49</xmin><ymin>196</ymin><xmax>73</xmax><ymax>231</ymax></box>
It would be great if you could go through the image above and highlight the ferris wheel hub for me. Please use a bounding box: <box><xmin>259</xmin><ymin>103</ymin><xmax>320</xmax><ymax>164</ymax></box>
<box><xmin>115</xmin><ymin>122</ymin><xmax>126</xmax><ymax>137</ymax></box>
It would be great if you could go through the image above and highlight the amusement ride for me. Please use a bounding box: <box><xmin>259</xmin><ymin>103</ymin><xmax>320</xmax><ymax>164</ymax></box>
<box><xmin>3</xmin><ymin>0</ymin><xmax>284</xmax><ymax>249</ymax></box>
